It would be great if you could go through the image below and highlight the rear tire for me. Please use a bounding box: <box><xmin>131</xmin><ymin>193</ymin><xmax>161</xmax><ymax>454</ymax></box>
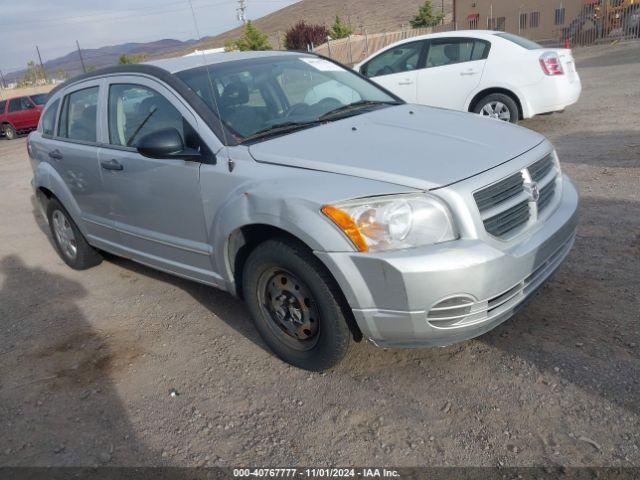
<box><xmin>242</xmin><ymin>238</ymin><xmax>351</xmax><ymax>371</ymax></box>
<box><xmin>46</xmin><ymin>198</ymin><xmax>102</xmax><ymax>270</ymax></box>
<box><xmin>474</xmin><ymin>93</ymin><xmax>519</xmax><ymax>124</ymax></box>
<box><xmin>3</xmin><ymin>124</ymin><xmax>16</xmax><ymax>140</ymax></box>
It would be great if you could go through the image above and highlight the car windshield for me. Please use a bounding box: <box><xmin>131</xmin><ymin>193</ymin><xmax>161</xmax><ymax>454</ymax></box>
<box><xmin>494</xmin><ymin>32</ymin><xmax>543</xmax><ymax>50</ymax></box>
<box><xmin>175</xmin><ymin>55</ymin><xmax>400</xmax><ymax>142</ymax></box>
<box><xmin>30</xmin><ymin>93</ymin><xmax>49</xmax><ymax>105</ymax></box>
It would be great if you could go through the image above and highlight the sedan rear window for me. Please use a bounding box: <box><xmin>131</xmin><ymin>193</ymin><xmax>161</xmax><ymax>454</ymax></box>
<box><xmin>494</xmin><ymin>33</ymin><xmax>543</xmax><ymax>50</ymax></box>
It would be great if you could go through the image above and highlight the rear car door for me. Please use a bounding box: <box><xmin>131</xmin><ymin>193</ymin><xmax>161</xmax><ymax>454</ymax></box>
<box><xmin>98</xmin><ymin>77</ymin><xmax>215</xmax><ymax>284</ymax></box>
<box><xmin>416</xmin><ymin>38</ymin><xmax>490</xmax><ymax>110</ymax></box>
<box><xmin>360</xmin><ymin>41</ymin><xmax>427</xmax><ymax>103</ymax></box>
<box><xmin>7</xmin><ymin>97</ymin><xmax>30</xmax><ymax>129</ymax></box>
<box><xmin>48</xmin><ymin>80</ymin><xmax>118</xmax><ymax>243</ymax></box>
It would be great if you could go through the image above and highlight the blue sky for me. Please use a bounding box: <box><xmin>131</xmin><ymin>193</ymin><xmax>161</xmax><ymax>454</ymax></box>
<box><xmin>1</xmin><ymin>0</ymin><xmax>298</xmax><ymax>74</ymax></box>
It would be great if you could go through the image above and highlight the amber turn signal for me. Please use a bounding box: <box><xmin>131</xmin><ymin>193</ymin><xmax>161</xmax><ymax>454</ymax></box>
<box><xmin>321</xmin><ymin>205</ymin><xmax>369</xmax><ymax>253</ymax></box>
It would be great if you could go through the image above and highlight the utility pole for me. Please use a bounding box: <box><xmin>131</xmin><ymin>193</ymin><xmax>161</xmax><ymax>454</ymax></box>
<box><xmin>236</xmin><ymin>0</ymin><xmax>247</xmax><ymax>24</ymax></box>
<box><xmin>36</xmin><ymin>46</ymin><xmax>48</xmax><ymax>84</ymax></box>
<box><xmin>76</xmin><ymin>40</ymin><xmax>87</xmax><ymax>73</ymax></box>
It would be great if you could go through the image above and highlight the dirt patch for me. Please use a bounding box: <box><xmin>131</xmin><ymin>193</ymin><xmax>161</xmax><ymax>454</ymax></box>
<box><xmin>32</xmin><ymin>330</ymin><xmax>144</xmax><ymax>389</ymax></box>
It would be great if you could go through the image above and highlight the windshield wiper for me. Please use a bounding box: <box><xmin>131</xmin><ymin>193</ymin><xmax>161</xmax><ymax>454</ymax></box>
<box><xmin>318</xmin><ymin>100</ymin><xmax>401</xmax><ymax>121</ymax></box>
<box><xmin>241</xmin><ymin>121</ymin><xmax>324</xmax><ymax>143</ymax></box>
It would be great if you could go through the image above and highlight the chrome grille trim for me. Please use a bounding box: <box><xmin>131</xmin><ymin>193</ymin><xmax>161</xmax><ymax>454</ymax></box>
<box><xmin>474</xmin><ymin>153</ymin><xmax>560</xmax><ymax>238</ymax></box>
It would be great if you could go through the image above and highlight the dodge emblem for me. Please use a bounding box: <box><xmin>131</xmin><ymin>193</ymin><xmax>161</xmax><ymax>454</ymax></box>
<box><xmin>526</xmin><ymin>182</ymin><xmax>540</xmax><ymax>202</ymax></box>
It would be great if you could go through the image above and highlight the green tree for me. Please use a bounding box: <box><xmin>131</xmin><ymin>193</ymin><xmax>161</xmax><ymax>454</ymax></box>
<box><xmin>16</xmin><ymin>61</ymin><xmax>40</xmax><ymax>88</ymax></box>
<box><xmin>118</xmin><ymin>53</ymin><xmax>148</xmax><ymax>64</ymax></box>
<box><xmin>231</xmin><ymin>21</ymin><xmax>272</xmax><ymax>51</ymax></box>
<box><xmin>330</xmin><ymin>15</ymin><xmax>353</xmax><ymax>39</ymax></box>
<box><xmin>410</xmin><ymin>1</ymin><xmax>445</xmax><ymax>28</ymax></box>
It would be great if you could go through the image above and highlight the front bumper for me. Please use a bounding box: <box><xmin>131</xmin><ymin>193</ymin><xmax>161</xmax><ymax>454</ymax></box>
<box><xmin>317</xmin><ymin>177</ymin><xmax>579</xmax><ymax>348</ymax></box>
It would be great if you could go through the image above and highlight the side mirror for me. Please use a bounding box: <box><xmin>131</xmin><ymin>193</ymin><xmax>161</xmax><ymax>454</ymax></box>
<box><xmin>136</xmin><ymin>127</ymin><xmax>201</xmax><ymax>161</ymax></box>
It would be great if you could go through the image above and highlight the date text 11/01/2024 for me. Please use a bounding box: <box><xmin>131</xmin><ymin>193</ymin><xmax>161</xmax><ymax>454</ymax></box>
<box><xmin>233</xmin><ymin>469</ymin><xmax>400</xmax><ymax>478</ymax></box>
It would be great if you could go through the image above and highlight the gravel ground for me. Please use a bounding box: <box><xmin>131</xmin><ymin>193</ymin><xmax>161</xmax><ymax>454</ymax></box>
<box><xmin>0</xmin><ymin>42</ymin><xmax>638</xmax><ymax>468</ymax></box>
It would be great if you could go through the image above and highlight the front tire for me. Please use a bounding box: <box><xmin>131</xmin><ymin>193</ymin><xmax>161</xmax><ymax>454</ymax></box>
<box><xmin>46</xmin><ymin>198</ymin><xmax>102</xmax><ymax>270</ymax></box>
<box><xmin>3</xmin><ymin>124</ymin><xmax>16</xmax><ymax>140</ymax></box>
<box><xmin>474</xmin><ymin>93</ymin><xmax>519</xmax><ymax>123</ymax></box>
<box><xmin>242</xmin><ymin>238</ymin><xmax>351</xmax><ymax>371</ymax></box>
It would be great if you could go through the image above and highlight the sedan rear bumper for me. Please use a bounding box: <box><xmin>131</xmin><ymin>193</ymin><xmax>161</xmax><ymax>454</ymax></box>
<box><xmin>316</xmin><ymin>177</ymin><xmax>579</xmax><ymax>348</ymax></box>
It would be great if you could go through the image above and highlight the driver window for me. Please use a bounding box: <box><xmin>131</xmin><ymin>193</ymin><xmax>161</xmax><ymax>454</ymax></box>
<box><xmin>108</xmin><ymin>84</ymin><xmax>189</xmax><ymax>148</ymax></box>
<box><xmin>363</xmin><ymin>41</ymin><xmax>424</xmax><ymax>78</ymax></box>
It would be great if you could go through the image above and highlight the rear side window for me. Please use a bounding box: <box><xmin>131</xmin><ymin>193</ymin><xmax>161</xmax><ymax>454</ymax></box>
<box><xmin>41</xmin><ymin>99</ymin><xmax>60</xmax><ymax>136</ymax></box>
<box><xmin>58</xmin><ymin>87</ymin><xmax>99</xmax><ymax>143</ymax></box>
<box><xmin>362</xmin><ymin>41</ymin><xmax>425</xmax><ymax>77</ymax></box>
<box><xmin>426</xmin><ymin>39</ymin><xmax>490</xmax><ymax>68</ymax></box>
<box><xmin>108</xmin><ymin>84</ymin><xmax>188</xmax><ymax>147</ymax></box>
<box><xmin>0</xmin><ymin>100</ymin><xmax>5</xmax><ymax>113</ymax></box>
<box><xmin>8</xmin><ymin>98</ymin><xmax>29</xmax><ymax>113</ymax></box>
<box><xmin>495</xmin><ymin>32</ymin><xmax>543</xmax><ymax>50</ymax></box>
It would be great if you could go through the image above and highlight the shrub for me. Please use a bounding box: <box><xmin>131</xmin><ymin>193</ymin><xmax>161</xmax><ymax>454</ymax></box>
<box><xmin>285</xmin><ymin>21</ymin><xmax>329</xmax><ymax>50</ymax></box>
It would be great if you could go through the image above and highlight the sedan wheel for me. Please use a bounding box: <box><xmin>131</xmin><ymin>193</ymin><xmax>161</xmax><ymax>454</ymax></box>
<box><xmin>473</xmin><ymin>93</ymin><xmax>519</xmax><ymax>124</ymax></box>
<box><xmin>52</xmin><ymin>210</ymin><xmax>78</xmax><ymax>260</ymax></box>
<box><xmin>480</xmin><ymin>101</ymin><xmax>512</xmax><ymax>122</ymax></box>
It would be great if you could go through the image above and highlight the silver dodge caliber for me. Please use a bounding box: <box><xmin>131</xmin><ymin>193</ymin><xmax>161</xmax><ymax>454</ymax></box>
<box><xmin>28</xmin><ymin>51</ymin><xmax>578</xmax><ymax>371</ymax></box>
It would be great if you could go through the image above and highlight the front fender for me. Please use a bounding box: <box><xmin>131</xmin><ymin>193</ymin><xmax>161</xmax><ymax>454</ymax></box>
<box><xmin>204</xmin><ymin>166</ymin><xmax>415</xmax><ymax>291</ymax></box>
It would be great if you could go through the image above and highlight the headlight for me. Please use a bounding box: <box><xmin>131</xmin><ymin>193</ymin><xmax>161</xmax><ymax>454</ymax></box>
<box><xmin>322</xmin><ymin>194</ymin><xmax>457</xmax><ymax>252</ymax></box>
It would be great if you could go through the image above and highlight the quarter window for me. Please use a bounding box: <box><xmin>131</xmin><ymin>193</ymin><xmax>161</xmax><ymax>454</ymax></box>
<box><xmin>41</xmin><ymin>99</ymin><xmax>60</xmax><ymax>136</ymax></box>
<box><xmin>362</xmin><ymin>41</ymin><xmax>424</xmax><ymax>78</ymax></box>
<box><xmin>108</xmin><ymin>84</ymin><xmax>187</xmax><ymax>148</ymax></box>
<box><xmin>58</xmin><ymin>87</ymin><xmax>99</xmax><ymax>142</ymax></box>
<box><xmin>0</xmin><ymin>100</ymin><xmax>6</xmax><ymax>113</ymax></box>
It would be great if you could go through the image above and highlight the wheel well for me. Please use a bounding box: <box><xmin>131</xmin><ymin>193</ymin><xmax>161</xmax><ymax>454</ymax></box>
<box><xmin>469</xmin><ymin>88</ymin><xmax>523</xmax><ymax>120</ymax></box>
<box><xmin>228</xmin><ymin>224</ymin><xmax>363</xmax><ymax>342</ymax></box>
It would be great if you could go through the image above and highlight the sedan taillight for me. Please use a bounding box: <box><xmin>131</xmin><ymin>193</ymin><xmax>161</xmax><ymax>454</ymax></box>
<box><xmin>539</xmin><ymin>52</ymin><xmax>564</xmax><ymax>76</ymax></box>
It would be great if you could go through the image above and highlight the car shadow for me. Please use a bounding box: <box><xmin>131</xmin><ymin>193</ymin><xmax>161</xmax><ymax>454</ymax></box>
<box><xmin>0</xmin><ymin>254</ymin><xmax>159</xmax><ymax>466</ymax></box>
<box><xmin>104</xmin><ymin>253</ymin><xmax>272</xmax><ymax>356</ymax></box>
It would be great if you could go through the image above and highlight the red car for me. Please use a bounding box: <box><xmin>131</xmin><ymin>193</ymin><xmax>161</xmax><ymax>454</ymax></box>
<box><xmin>0</xmin><ymin>93</ymin><xmax>47</xmax><ymax>140</ymax></box>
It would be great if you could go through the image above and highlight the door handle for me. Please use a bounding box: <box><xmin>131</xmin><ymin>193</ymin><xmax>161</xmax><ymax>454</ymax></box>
<box><xmin>101</xmin><ymin>159</ymin><xmax>124</xmax><ymax>171</ymax></box>
<box><xmin>460</xmin><ymin>70</ymin><xmax>479</xmax><ymax>76</ymax></box>
<box><xmin>48</xmin><ymin>150</ymin><xmax>63</xmax><ymax>160</ymax></box>
<box><xmin>398</xmin><ymin>80</ymin><xmax>414</xmax><ymax>86</ymax></box>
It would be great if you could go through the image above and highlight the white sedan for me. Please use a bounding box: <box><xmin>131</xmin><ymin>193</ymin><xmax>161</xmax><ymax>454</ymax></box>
<box><xmin>354</xmin><ymin>30</ymin><xmax>582</xmax><ymax>123</ymax></box>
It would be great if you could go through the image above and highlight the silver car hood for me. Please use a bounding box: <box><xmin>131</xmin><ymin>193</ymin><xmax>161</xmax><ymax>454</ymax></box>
<box><xmin>248</xmin><ymin>104</ymin><xmax>545</xmax><ymax>190</ymax></box>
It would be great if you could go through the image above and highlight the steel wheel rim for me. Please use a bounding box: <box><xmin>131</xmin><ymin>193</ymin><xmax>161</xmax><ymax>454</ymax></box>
<box><xmin>480</xmin><ymin>101</ymin><xmax>511</xmax><ymax>122</ymax></box>
<box><xmin>52</xmin><ymin>210</ymin><xmax>78</xmax><ymax>260</ymax></box>
<box><xmin>257</xmin><ymin>267</ymin><xmax>320</xmax><ymax>350</ymax></box>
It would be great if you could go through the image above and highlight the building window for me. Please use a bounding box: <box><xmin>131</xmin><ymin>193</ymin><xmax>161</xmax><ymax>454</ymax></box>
<box><xmin>519</xmin><ymin>13</ymin><xmax>528</xmax><ymax>30</ymax></box>
<box><xmin>487</xmin><ymin>17</ymin><xmax>496</xmax><ymax>29</ymax></box>
<box><xmin>530</xmin><ymin>11</ymin><xmax>540</xmax><ymax>28</ymax></box>
<box><xmin>496</xmin><ymin>17</ymin><xmax>506</xmax><ymax>31</ymax></box>
<box><xmin>555</xmin><ymin>8</ymin><xmax>566</xmax><ymax>25</ymax></box>
<box><xmin>468</xmin><ymin>13</ymin><xmax>479</xmax><ymax>29</ymax></box>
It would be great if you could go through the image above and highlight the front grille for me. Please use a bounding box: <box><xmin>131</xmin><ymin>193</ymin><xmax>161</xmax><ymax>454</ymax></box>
<box><xmin>474</xmin><ymin>153</ymin><xmax>560</xmax><ymax>238</ymax></box>
<box><xmin>483</xmin><ymin>200</ymin><xmax>531</xmax><ymax>237</ymax></box>
<box><xmin>473</xmin><ymin>172</ymin><xmax>524</xmax><ymax>211</ymax></box>
<box><xmin>537</xmin><ymin>181</ymin><xmax>556</xmax><ymax>212</ymax></box>
<box><xmin>529</xmin><ymin>154</ymin><xmax>554</xmax><ymax>183</ymax></box>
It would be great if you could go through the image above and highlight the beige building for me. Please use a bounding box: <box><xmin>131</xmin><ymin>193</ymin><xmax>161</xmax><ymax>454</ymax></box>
<box><xmin>453</xmin><ymin>0</ymin><xmax>596</xmax><ymax>43</ymax></box>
